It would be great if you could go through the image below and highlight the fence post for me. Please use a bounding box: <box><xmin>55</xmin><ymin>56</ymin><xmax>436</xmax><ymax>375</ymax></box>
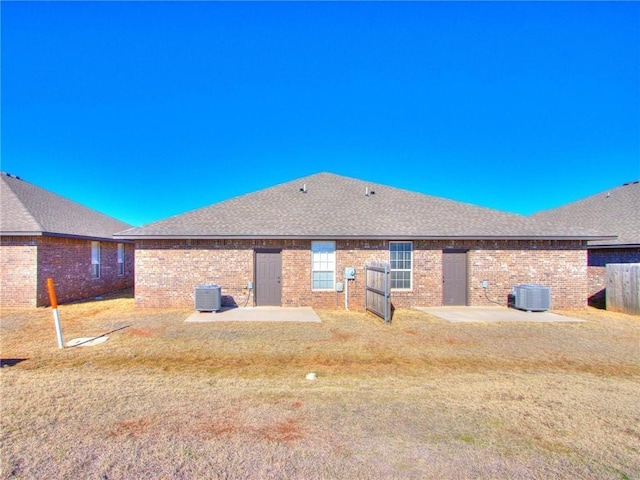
<box><xmin>364</xmin><ymin>264</ymin><xmax>368</xmax><ymax>312</ymax></box>
<box><xmin>384</xmin><ymin>263</ymin><xmax>390</xmax><ymax>323</ymax></box>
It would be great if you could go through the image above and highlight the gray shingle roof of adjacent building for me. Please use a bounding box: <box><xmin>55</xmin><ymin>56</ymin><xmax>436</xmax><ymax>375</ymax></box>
<box><xmin>1</xmin><ymin>172</ymin><xmax>132</xmax><ymax>240</ymax></box>
<box><xmin>532</xmin><ymin>180</ymin><xmax>640</xmax><ymax>247</ymax></box>
<box><xmin>116</xmin><ymin>172</ymin><xmax>612</xmax><ymax>241</ymax></box>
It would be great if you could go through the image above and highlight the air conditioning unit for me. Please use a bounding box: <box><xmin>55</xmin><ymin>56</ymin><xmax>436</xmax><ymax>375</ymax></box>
<box><xmin>195</xmin><ymin>285</ymin><xmax>222</xmax><ymax>312</ymax></box>
<box><xmin>513</xmin><ymin>284</ymin><xmax>551</xmax><ymax>312</ymax></box>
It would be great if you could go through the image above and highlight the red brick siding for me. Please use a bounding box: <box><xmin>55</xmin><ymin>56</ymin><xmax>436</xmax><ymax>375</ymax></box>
<box><xmin>37</xmin><ymin>237</ymin><xmax>134</xmax><ymax>306</ymax></box>
<box><xmin>134</xmin><ymin>239</ymin><xmax>588</xmax><ymax>310</ymax></box>
<box><xmin>0</xmin><ymin>236</ymin><xmax>38</xmax><ymax>307</ymax></box>
<box><xmin>465</xmin><ymin>241</ymin><xmax>587</xmax><ymax>309</ymax></box>
<box><xmin>0</xmin><ymin>236</ymin><xmax>134</xmax><ymax>307</ymax></box>
<box><xmin>135</xmin><ymin>239</ymin><xmax>254</xmax><ymax>308</ymax></box>
<box><xmin>588</xmin><ymin>266</ymin><xmax>606</xmax><ymax>307</ymax></box>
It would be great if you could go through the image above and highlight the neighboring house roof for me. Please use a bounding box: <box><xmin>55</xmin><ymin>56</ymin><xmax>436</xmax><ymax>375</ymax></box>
<box><xmin>116</xmin><ymin>172</ymin><xmax>612</xmax><ymax>241</ymax></box>
<box><xmin>1</xmin><ymin>172</ymin><xmax>132</xmax><ymax>241</ymax></box>
<box><xmin>532</xmin><ymin>180</ymin><xmax>640</xmax><ymax>248</ymax></box>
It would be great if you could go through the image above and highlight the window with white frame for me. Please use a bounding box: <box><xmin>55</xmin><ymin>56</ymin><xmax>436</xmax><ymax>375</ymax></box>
<box><xmin>390</xmin><ymin>241</ymin><xmax>412</xmax><ymax>289</ymax></box>
<box><xmin>91</xmin><ymin>241</ymin><xmax>101</xmax><ymax>279</ymax></box>
<box><xmin>311</xmin><ymin>241</ymin><xmax>335</xmax><ymax>290</ymax></box>
<box><xmin>117</xmin><ymin>243</ymin><xmax>125</xmax><ymax>276</ymax></box>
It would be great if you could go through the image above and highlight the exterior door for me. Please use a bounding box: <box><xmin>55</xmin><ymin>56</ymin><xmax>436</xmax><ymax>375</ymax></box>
<box><xmin>255</xmin><ymin>250</ymin><xmax>282</xmax><ymax>306</ymax></box>
<box><xmin>442</xmin><ymin>250</ymin><xmax>468</xmax><ymax>306</ymax></box>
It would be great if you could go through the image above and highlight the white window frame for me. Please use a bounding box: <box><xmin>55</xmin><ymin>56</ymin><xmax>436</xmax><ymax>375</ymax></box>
<box><xmin>117</xmin><ymin>243</ymin><xmax>125</xmax><ymax>276</ymax></box>
<box><xmin>389</xmin><ymin>241</ymin><xmax>413</xmax><ymax>290</ymax></box>
<box><xmin>311</xmin><ymin>241</ymin><xmax>336</xmax><ymax>291</ymax></box>
<box><xmin>91</xmin><ymin>241</ymin><xmax>101</xmax><ymax>279</ymax></box>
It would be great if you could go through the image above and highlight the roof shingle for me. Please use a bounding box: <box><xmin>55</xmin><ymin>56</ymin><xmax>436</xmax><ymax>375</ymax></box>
<box><xmin>1</xmin><ymin>173</ymin><xmax>132</xmax><ymax>240</ymax></box>
<box><xmin>116</xmin><ymin>172</ymin><xmax>613</xmax><ymax>241</ymax></box>
<box><xmin>532</xmin><ymin>180</ymin><xmax>640</xmax><ymax>247</ymax></box>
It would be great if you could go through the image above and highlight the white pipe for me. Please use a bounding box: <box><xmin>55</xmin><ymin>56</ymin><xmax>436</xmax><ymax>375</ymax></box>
<box><xmin>345</xmin><ymin>277</ymin><xmax>349</xmax><ymax>310</ymax></box>
<box><xmin>53</xmin><ymin>308</ymin><xmax>64</xmax><ymax>348</ymax></box>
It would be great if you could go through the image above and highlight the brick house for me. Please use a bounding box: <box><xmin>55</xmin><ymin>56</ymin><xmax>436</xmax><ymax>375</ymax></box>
<box><xmin>1</xmin><ymin>173</ymin><xmax>134</xmax><ymax>307</ymax></box>
<box><xmin>532</xmin><ymin>181</ymin><xmax>639</xmax><ymax>307</ymax></box>
<box><xmin>116</xmin><ymin>172</ymin><xmax>611</xmax><ymax>311</ymax></box>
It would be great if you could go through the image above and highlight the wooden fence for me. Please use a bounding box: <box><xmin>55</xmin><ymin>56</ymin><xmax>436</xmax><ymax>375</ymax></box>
<box><xmin>364</xmin><ymin>262</ymin><xmax>391</xmax><ymax>323</ymax></box>
<box><xmin>606</xmin><ymin>263</ymin><xmax>640</xmax><ymax>315</ymax></box>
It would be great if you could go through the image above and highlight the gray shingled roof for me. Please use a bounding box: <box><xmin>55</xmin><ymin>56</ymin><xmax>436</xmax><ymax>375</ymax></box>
<box><xmin>116</xmin><ymin>172</ymin><xmax>612</xmax><ymax>241</ymax></box>
<box><xmin>532</xmin><ymin>181</ymin><xmax>640</xmax><ymax>247</ymax></box>
<box><xmin>1</xmin><ymin>172</ymin><xmax>132</xmax><ymax>240</ymax></box>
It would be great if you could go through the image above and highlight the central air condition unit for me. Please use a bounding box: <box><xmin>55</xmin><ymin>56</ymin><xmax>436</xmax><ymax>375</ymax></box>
<box><xmin>195</xmin><ymin>285</ymin><xmax>222</xmax><ymax>312</ymax></box>
<box><xmin>513</xmin><ymin>284</ymin><xmax>551</xmax><ymax>312</ymax></box>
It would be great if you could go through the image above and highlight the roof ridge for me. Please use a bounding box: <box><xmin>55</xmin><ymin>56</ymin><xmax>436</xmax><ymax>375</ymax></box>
<box><xmin>1</xmin><ymin>172</ymin><xmax>132</xmax><ymax>238</ymax></box>
<box><xmin>532</xmin><ymin>180</ymin><xmax>640</xmax><ymax>216</ymax></box>
<box><xmin>116</xmin><ymin>171</ymin><xmax>613</xmax><ymax>240</ymax></box>
<box><xmin>318</xmin><ymin>172</ymin><xmax>531</xmax><ymax>219</ymax></box>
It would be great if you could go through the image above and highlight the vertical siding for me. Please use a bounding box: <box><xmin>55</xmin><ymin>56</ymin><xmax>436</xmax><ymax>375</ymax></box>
<box><xmin>606</xmin><ymin>263</ymin><xmax>640</xmax><ymax>315</ymax></box>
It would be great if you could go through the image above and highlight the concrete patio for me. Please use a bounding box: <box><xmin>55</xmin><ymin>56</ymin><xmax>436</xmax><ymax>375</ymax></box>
<box><xmin>415</xmin><ymin>306</ymin><xmax>586</xmax><ymax>323</ymax></box>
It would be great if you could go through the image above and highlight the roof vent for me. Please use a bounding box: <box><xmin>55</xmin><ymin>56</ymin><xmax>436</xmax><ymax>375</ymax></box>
<box><xmin>300</xmin><ymin>184</ymin><xmax>307</xmax><ymax>193</ymax></box>
<box><xmin>365</xmin><ymin>187</ymin><xmax>375</xmax><ymax>197</ymax></box>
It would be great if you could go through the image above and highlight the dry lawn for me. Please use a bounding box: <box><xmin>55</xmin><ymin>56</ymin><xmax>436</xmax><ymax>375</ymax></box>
<box><xmin>1</xmin><ymin>291</ymin><xmax>639</xmax><ymax>479</ymax></box>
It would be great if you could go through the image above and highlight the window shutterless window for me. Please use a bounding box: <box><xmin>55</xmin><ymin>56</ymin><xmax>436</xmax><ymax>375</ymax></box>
<box><xmin>91</xmin><ymin>241</ymin><xmax>101</xmax><ymax>279</ymax></box>
<box><xmin>389</xmin><ymin>241</ymin><xmax>412</xmax><ymax>290</ymax></box>
<box><xmin>311</xmin><ymin>241</ymin><xmax>335</xmax><ymax>290</ymax></box>
<box><xmin>117</xmin><ymin>243</ymin><xmax>125</xmax><ymax>276</ymax></box>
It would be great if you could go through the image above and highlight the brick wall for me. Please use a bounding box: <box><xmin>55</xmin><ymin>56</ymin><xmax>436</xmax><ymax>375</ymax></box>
<box><xmin>134</xmin><ymin>238</ymin><xmax>587</xmax><ymax>310</ymax></box>
<box><xmin>0</xmin><ymin>236</ymin><xmax>134</xmax><ymax>307</ymax></box>
<box><xmin>37</xmin><ymin>237</ymin><xmax>134</xmax><ymax>306</ymax></box>
<box><xmin>0</xmin><ymin>236</ymin><xmax>38</xmax><ymax>307</ymax></box>
<box><xmin>465</xmin><ymin>240</ymin><xmax>586</xmax><ymax>309</ymax></box>
<box><xmin>134</xmin><ymin>239</ymin><xmax>254</xmax><ymax>308</ymax></box>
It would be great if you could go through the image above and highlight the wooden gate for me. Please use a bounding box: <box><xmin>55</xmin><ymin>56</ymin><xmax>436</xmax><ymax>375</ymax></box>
<box><xmin>606</xmin><ymin>263</ymin><xmax>640</xmax><ymax>315</ymax></box>
<box><xmin>364</xmin><ymin>262</ymin><xmax>391</xmax><ymax>323</ymax></box>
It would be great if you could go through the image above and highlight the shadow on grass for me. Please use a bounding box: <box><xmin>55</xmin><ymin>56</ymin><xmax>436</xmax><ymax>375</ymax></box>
<box><xmin>62</xmin><ymin>288</ymin><xmax>134</xmax><ymax>306</ymax></box>
<box><xmin>68</xmin><ymin>325</ymin><xmax>131</xmax><ymax>348</ymax></box>
<box><xmin>588</xmin><ymin>289</ymin><xmax>607</xmax><ymax>309</ymax></box>
<box><xmin>0</xmin><ymin>358</ymin><xmax>28</xmax><ymax>368</ymax></box>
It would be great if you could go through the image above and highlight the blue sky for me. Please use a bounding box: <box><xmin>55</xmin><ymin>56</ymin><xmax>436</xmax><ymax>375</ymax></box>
<box><xmin>2</xmin><ymin>1</ymin><xmax>639</xmax><ymax>227</ymax></box>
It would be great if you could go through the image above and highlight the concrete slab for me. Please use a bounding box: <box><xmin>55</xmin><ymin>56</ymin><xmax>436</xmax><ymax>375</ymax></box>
<box><xmin>414</xmin><ymin>306</ymin><xmax>585</xmax><ymax>323</ymax></box>
<box><xmin>185</xmin><ymin>306</ymin><xmax>321</xmax><ymax>323</ymax></box>
<box><xmin>66</xmin><ymin>336</ymin><xmax>109</xmax><ymax>347</ymax></box>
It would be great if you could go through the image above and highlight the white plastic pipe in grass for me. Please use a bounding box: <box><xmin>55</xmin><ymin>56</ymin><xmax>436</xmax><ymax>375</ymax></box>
<box><xmin>345</xmin><ymin>275</ymin><xmax>349</xmax><ymax>311</ymax></box>
<box><xmin>47</xmin><ymin>278</ymin><xmax>64</xmax><ymax>349</ymax></box>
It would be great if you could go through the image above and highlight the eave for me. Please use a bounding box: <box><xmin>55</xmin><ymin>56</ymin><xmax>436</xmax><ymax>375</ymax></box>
<box><xmin>114</xmin><ymin>233</ymin><xmax>617</xmax><ymax>242</ymax></box>
<box><xmin>1</xmin><ymin>231</ymin><xmax>134</xmax><ymax>243</ymax></box>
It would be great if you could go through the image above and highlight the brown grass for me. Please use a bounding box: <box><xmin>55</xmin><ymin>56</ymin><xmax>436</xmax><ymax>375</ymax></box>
<box><xmin>1</xmin><ymin>292</ymin><xmax>639</xmax><ymax>479</ymax></box>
